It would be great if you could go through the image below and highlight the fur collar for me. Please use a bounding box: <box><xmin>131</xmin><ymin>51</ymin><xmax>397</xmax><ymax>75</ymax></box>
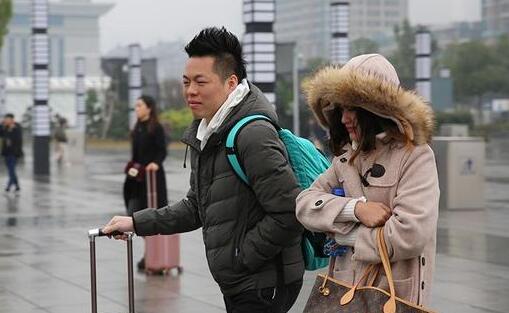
<box><xmin>302</xmin><ymin>65</ymin><xmax>435</xmax><ymax>145</ymax></box>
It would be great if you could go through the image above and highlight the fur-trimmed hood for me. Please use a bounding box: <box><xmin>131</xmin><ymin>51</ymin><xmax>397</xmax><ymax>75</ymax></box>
<box><xmin>302</xmin><ymin>55</ymin><xmax>435</xmax><ymax>145</ymax></box>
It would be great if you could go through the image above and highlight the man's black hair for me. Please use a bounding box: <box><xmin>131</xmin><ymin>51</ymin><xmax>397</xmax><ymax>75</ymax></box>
<box><xmin>185</xmin><ymin>27</ymin><xmax>247</xmax><ymax>81</ymax></box>
<box><xmin>4</xmin><ymin>113</ymin><xmax>14</xmax><ymax>119</ymax></box>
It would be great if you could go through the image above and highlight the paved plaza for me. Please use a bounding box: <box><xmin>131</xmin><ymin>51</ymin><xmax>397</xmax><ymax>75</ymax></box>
<box><xmin>0</xmin><ymin>142</ymin><xmax>508</xmax><ymax>313</ymax></box>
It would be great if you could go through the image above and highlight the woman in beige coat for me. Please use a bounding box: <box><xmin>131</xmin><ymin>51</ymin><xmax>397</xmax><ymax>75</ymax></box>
<box><xmin>296</xmin><ymin>54</ymin><xmax>439</xmax><ymax>306</ymax></box>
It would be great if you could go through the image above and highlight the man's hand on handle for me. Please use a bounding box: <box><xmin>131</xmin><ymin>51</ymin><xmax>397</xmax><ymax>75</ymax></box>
<box><xmin>102</xmin><ymin>216</ymin><xmax>135</xmax><ymax>240</ymax></box>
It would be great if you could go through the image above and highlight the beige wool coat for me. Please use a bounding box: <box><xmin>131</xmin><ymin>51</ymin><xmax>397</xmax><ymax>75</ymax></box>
<box><xmin>296</xmin><ymin>56</ymin><xmax>439</xmax><ymax>306</ymax></box>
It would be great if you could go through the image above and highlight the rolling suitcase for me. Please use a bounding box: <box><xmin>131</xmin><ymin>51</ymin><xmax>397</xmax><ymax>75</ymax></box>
<box><xmin>144</xmin><ymin>169</ymin><xmax>182</xmax><ymax>275</ymax></box>
<box><xmin>88</xmin><ymin>228</ymin><xmax>135</xmax><ymax>313</ymax></box>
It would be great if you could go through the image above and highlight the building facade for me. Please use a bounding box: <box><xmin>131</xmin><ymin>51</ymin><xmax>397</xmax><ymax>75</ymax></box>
<box><xmin>0</xmin><ymin>0</ymin><xmax>112</xmax><ymax>127</ymax></box>
<box><xmin>274</xmin><ymin>0</ymin><xmax>408</xmax><ymax>62</ymax></box>
<box><xmin>1</xmin><ymin>0</ymin><xmax>112</xmax><ymax>77</ymax></box>
<box><xmin>482</xmin><ymin>0</ymin><xmax>509</xmax><ymax>37</ymax></box>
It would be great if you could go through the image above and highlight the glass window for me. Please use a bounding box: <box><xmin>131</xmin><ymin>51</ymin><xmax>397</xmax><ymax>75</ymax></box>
<box><xmin>49</xmin><ymin>15</ymin><xmax>64</xmax><ymax>26</ymax></box>
<box><xmin>11</xmin><ymin>15</ymin><xmax>30</xmax><ymax>26</ymax></box>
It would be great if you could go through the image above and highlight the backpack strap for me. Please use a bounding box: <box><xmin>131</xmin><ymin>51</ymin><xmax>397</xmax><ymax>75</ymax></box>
<box><xmin>225</xmin><ymin>114</ymin><xmax>278</xmax><ymax>185</ymax></box>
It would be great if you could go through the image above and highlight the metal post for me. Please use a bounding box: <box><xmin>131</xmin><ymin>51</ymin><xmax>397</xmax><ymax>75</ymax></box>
<box><xmin>330</xmin><ymin>1</ymin><xmax>350</xmax><ymax>65</ymax></box>
<box><xmin>243</xmin><ymin>0</ymin><xmax>276</xmax><ymax>106</ymax></box>
<box><xmin>127</xmin><ymin>233</ymin><xmax>135</xmax><ymax>313</ymax></box>
<box><xmin>89</xmin><ymin>235</ymin><xmax>97</xmax><ymax>313</ymax></box>
<box><xmin>415</xmin><ymin>28</ymin><xmax>432</xmax><ymax>102</ymax></box>
<box><xmin>292</xmin><ymin>48</ymin><xmax>300</xmax><ymax>136</ymax></box>
<box><xmin>32</xmin><ymin>0</ymin><xmax>50</xmax><ymax>175</ymax></box>
<box><xmin>75</xmin><ymin>57</ymin><xmax>86</xmax><ymax>133</ymax></box>
<box><xmin>0</xmin><ymin>70</ymin><xmax>5</xmax><ymax>116</ymax></box>
<box><xmin>128</xmin><ymin>44</ymin><xmax>142</xmax><ymax>130</ymax></box>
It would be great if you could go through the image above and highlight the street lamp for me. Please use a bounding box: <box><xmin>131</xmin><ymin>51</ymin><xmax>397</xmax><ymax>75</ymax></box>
<box><xmin>75</xmin><ymin>57</ymin><xmax>86</xmax><ymax>133</ymax></box>
<box><xmin>330</xmin><ymin>0</ymin><xmax>350</xmax><ymax>65</ymax></box>
<box><xmin>32</xmin><ymin>0</ymin><xmax>50</xmax><ymax>175</ymax></box>
<box><xmin>128</xmin><ymin>44</ymin><xmax>142</xmax><ymax>130</ymax></box>
<box><xmin>415</xmin><ymin>28</ymin><xmax>432</xmax><ymax>102</ymax></box>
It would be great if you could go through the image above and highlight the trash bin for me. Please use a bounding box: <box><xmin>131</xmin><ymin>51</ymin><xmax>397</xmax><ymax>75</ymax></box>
<box><xmin>439</xmin><ymin>123</ymin><xmax>469</xmax><ymax>137</ymax></box>
<box><xmin>432</xmin><ymin>136</ymin><xmax>485</xmax><ymax>210</ymax></box>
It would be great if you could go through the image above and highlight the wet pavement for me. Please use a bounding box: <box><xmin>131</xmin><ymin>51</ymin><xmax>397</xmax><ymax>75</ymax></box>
<box><xmin>0</xmin><ymin>142</ymin><xmax>509</xmax><ymax>313</ymax></box>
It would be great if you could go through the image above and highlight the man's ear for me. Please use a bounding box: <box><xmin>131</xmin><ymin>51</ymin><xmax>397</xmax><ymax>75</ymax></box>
<box><xmin>227</xmin><ymin>74</ymin><xmax>239</xmax><ymax>92</ymax></box>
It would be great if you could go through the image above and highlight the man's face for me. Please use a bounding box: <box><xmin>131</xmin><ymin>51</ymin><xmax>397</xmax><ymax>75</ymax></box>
<box><xmin>3</xmin><ymin>117</ymin><xmax>13</xmax><ymax>127</ymax></box>
<box><xmin>182</xmin><ymin>56</ymin><xmax>238</xmax><ymax>121</ymax></box>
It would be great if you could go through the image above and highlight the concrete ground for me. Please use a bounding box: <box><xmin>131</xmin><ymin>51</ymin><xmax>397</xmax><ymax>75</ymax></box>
<box><xmin>0</xmin><ymin>142</ymin><xmax>508</xmax><ymax>313</ymax></box>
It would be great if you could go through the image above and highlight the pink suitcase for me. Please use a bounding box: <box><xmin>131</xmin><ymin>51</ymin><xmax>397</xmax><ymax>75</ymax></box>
<box><xmin>144</xmin><ymin>169</ymin><xmax>182</xmax><ymax>275</ymax></box>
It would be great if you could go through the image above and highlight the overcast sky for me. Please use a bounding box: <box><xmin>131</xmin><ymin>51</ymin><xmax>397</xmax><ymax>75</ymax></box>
<box><xmin>95</xmin><ymin>0</ymin><xmax>481</xmax><ymax>54</ymax></box>
<box><xmin>95</xmin><ymin>0</ymin><xmax>244</xmax><ymax>53</ymax></box>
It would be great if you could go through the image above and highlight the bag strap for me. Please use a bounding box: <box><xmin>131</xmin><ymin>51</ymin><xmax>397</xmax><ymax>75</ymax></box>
<box><xmin>378</xmin><ymin>227</ymin><xmax>397</xmax><ymax>313</ymax></box>
<box><xmin>338</xmin><ymin>228</ymin><xmax>397</xmax><ymax>313</ymax></box>
<box><xmin>225</xmin><ymin>114</ymin><xmax>276</xmax><ymax>185</ymax></box>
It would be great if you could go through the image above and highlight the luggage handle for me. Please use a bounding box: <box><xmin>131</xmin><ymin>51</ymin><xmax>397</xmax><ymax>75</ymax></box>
<box><xmin>88</xmin><ymin>229</ymin><xmax>135</xmax><ymax>313</ymax></box>
<box><xmin>146</xmin><ymin>170</ymin><xmax>157</xmax><ymax>209</ymax></box>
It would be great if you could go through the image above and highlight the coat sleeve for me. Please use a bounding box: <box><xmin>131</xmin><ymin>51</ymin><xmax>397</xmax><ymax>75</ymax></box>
<box><xmin>133</xmin><ymin>175</ymin><xmax>201</xmax><ymax>235</ymax></box>
<box><xmin>352</xmin><ymin>145</ymin><xmax>439</xmax><ymax>263</ymax></box>
<box><xmin>153</xmin><ymin>124</ymin><xmax>167</xmax><ymax>165</ymax></box>
<box><xmin>296</xmin><ymin>157</ymin><xmax>358</xmax><ymax>234</ymax></box>
<box><xmin>235</xmin><ymin>121</ymin><xmax>303</xmax><ymax>272</ymax></box>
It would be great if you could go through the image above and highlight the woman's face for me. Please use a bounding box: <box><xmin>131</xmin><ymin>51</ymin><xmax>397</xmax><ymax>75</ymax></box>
<box><xmin>341</xmin><ymin>108</ymin><xmax>360</xmax><ymax>142</ymax></box>
<box><xmin>135</xmin><ymin>99</ymin><xmax>151</xmax><ymax>121</ymax></box>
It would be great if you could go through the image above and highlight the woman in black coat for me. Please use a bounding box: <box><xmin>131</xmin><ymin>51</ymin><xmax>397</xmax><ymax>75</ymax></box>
<box><xmin>123</xmin><ymin>95</ymin><xmax>168</xmax><ymax>216</ymax></box>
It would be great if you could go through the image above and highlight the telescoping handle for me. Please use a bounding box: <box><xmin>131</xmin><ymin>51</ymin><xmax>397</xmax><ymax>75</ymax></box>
<box><xmin>88</xmin><ymin>229</ymin><xmax>135</xmax><ymax>313</ymax></box>
<box><xmin>146</xmin><ymin>170</ymin><xmax>157</xmax><ymax>209</ymax></box>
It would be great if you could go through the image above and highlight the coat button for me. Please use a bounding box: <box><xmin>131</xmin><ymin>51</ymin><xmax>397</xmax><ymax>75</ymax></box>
<box><xmin>340</xmin><ymin>158</ymin><xmax>347</xmax><ymax>163</ymax></box>
<box><xmin>315</xmin><ymin>200</ymin><xmax>323</xmax><ymax>206</ymax></box>
<box><xmin>421</xmin><ymin>257</ymin><xmax>425</xmax><ymax>266</ymax></box>
<box><xmin>421</xmin><ymin>281</ymin><xmax>425</xmax><ymax>290</ymax></box>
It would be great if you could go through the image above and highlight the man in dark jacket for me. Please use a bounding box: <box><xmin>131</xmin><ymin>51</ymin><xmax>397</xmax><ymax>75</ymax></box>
<box><xmin>103</xmin><ymin>27</ymin><xmax>304</xmax><ymax>312</ymax></box>
<box><xmin>1</xmin><ymin>113</ymin><xmax>23</xmax><ymax>193</ymax></box>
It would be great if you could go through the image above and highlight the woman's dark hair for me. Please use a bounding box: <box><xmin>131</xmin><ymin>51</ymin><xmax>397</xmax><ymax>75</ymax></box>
<box><xmin>136</xmin><ymin>95</ymin><xmax>159</xmax><ymax>134</ymax></box>
<box><xmin>328</xmin><ymin>107</ymin><xmax>405</xmax><ymax>163</ymax></box>
<box><xmin>185</xmin><ymin>27</ymin><xmax>247</xmax><ymax>81</ymax></box>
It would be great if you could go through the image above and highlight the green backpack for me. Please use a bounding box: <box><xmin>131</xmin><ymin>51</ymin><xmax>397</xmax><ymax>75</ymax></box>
<box><xmin>226</xmin><ymin>114</ymin><xmax>330</xmax><ymax>271</ymax></box>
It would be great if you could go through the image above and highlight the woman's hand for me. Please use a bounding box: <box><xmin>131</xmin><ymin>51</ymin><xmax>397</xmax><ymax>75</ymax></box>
<box><xmin>354</xmin><ymin>201</ymin><xmax>391</xmax><ymax>228</ymax></box>
<box><xmin>146</xmin><ymin>162</ymin><xmax>159</xmax><ymax>171</ymax></box>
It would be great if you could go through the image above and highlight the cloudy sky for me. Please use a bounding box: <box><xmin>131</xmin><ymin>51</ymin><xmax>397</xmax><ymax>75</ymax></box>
<box><xmin>95</xmin><ymin>0</ymin><xmax>481</xmax><ymax>53</ymax></box>
<box><xmin>95</xmin><ymin>0</ymin><xmax>244</xmax><ymax>53</ymax></box>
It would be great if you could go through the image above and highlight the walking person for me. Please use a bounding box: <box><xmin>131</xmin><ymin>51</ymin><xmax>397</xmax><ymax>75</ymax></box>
<box><xmin>103</xmin><ymin>27</ymin><xmax>304</xmax><ymax>313</ymax></box>
<box><xmin>123</xmin><ymin>95</ymin><xmax>168</xmax><ymax>270</ymax></box>
<box><xmin>0</xmin><ymin>113</ymin><xmax>23</xmax><ymax>193</ymax></box>
<box><xmin>296</xmin><ymin>54</ymin><xmax>439</xmax><ymax>306</ymax></box>
<box><xmin>54</xmin><ymin>116</ymin><xmax>68</xmax><ymax>165</ymax></box>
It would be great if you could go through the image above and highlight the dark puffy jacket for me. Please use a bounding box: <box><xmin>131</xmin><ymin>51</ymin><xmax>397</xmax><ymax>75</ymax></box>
<box><xmin>1</xmin><ymin>123</ymin><xmax>23</xmax><ymax>158</ymax></box>
<box><xmin>133</xmin><ymin>84</ymin><xmax>304</xmax><ymax>295</ymax></box>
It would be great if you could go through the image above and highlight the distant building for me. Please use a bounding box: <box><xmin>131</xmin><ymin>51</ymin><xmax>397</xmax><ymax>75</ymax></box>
<box><xmin>274</xmin><ymin>0</ymin><xmax>409</xmax><ymax>62</ymax></box>
<box><xmin>101</xmin><ymin>57</ymin><xmax>159</xmax><ymax>106</ymax></box>
<box><xmin>1</xmin><ymin>0</ymin><xmax>113</xmax><ymax>77</ymax></box>
<box><xmin>482</xmin><ymin>0</ymin><xmax>509</xmax><ymax>37</ymax></box>
<box><xmin>105</xmin><ymin>41</ymin><xmax>187</xmax><ymax>81</ymax></box>
<box><xmin>430</xmin><ymin>21</ymin><xmax>484</xmax><ymax>48</ymax></box>
<box><xmin>0</xmin><ymin>0</ymin><xmax>113</xmax><ymax>127</ymax></box>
